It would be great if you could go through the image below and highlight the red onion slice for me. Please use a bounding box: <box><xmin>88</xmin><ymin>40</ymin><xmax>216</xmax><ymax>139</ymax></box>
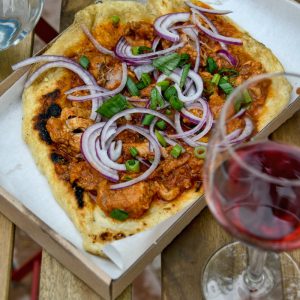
<box><xmin>191</xmin><ymin>110</ymin><xmax>214</xmax><ymax>141</ymax></box>
<box><xmin>100</xmin><ymin>108</ymin><xmax>175</xmax><ymax>150</ymax></box>
<box><xmin>157</xmin><ymin>70</ymin><xmax>203</xmax><ymax>102</ymax></box>
<box><xmin>81</xmin><ymin>123</ymin><xmax>119</xmax><ymax>181</ymax></box>
<box><xmin>170</xmin><ymin>99</ymin><xmax>209</xmax><ymax>138</ymax></box>
<box><xmin>13</xmin><ymin>55</ymin><xmax>101</xmax><ymax>120</ymax></box>
<box><xmin>67</xmin><ymin>62</ymin><xmax>127</xmax><ymax>101</ymax></box>
<box><xmin>152</xmin><ymin>36</ymin><xmax>161</xmax><ymax>51</ymax></box>
<box><xmin>217</xmin><ymin>49</ymin><xmax>238</xmax><ymax>66</ymax></box>
<box><xmin>229</xmin><ymin>117</ymin><xmax>254</xmax><ymax>144</ymax></box>
<box><xmin>133</xmin><ymin>64</ymin><xmax>155</xmax><ymax>80</ymax></box>
<box><xmin>185</xmin><ymin>1</ymin><xmax>232</xmax><ymax>15</ymax></box>
<box><xmin>115</xmin><ymin>36</ymin><xmax>185</xmax><ymax>63</ymax></box>
<box><xmin>109</xmin><ymin>140</ymin><xmax>122</xmax><ymax>161</ymax></box>
<box><xmin>192</xmin><ymin>10</ymin><xmax>243</xmax><ymax>45</ymax></box>
<box><xmin>174</xmin><ymin>112</ymin><xmax>207</xmax><ymax>147</ymax></box>
<box><xmin>81</xmin><ymin>24</ymin><xmax>115</xmax><ymax>57</ymax></box>
<box><xmin>154</xmin><ymin>12</ymin><xmax>191</xmax><ymax>42</ymax></box>
<box><xmin>12</xmin><ymin>55</ymin><xmax>69</xmax><ymax>70</ymax></box>
<box><xmin>107</xmin><ymin>125</ymin><xmax>161</xmax><ymax>190</ymax></box>
<box><xmin>65</xmin><ymin>85</ymin><xmax>108</xmax><ymax>95</ymax></box>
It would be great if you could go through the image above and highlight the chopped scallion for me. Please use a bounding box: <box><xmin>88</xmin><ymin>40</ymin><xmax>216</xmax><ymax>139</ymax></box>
<box><xmin>150</xmin><ymin>87</ymin><xmax>164</xmax><ymax>109</ymax></box>
<box><xmin>96</xmin><ymin>94</ymin><xmax>128</xmax><ymax>118</ymax></box>
<box><xmin>234</xmin><ymin>89</ymin><xmax>253</xmax><ymax>112</ymax></box>
<box><xmin>211</xmin><ymin>73</ymin><xmax>221</xmax><ymax>85</ymax></box>
<box><xmin>180</xmin><ymin>64</ymin><xmax>191</xmax><ymax>89</ymax></box>
<box><xmin>194</xmin><ymin>146</ymin><xmax>206</xmax><ymax>159</ymax></box>
<box><xmin>170</xmin><ymin>144</ymin><xmax>183</xmax><ymax>158</ymax></box>
<box><xmin>129</xmin><ymin>147</ymin><xmax>138</xmax><ymax>158</ymax></box>
<box><xmin>111</xmin><ymin>15</ymin><xmax>120</xmax><ymax>26</ymax></box>
<box><xmin>156</xmin><ymin>120</ymin><xmax>167</xmax><ymax>130</ymax></box>
<box><xmin>79</xmin><ymin>55</ymin><xmax>90</xmax><ymax>69</ymax></box>
<box><xmin>126</xmin><ymin>77</ymin><xmax>140</xmax><ymax>96</ymax></box>
<box><xmin>125</xmin><ymin>159</ymin><xmax>140</xmax><ymax>173</ymax></box>
<box><xmin>155</xmin><ymin>130</ymin><xmax>167</xmax><ymax>147</ymax></box>
<box><xmin>178</xmin><ymin>53</ymin><xmax>190</xmax><ymax>67</ymax></box>
<box><xmin>157</xmin><ymin>80</ymin><xmax>170</xmax><ymax>91</ymax></box>
<box><xmin>219</xmin><ymin>77</ymin><xmax>234</xmax><ymax>95</ymax></box>
<box><xmin>152</xmin><ymin>53</ymin><xmax>181</xmax><ymax>75</ymax></box>
<box><xmin>206</xmin><ymin>57</ymin><xmax>218</xmax><ymax>74</ymax></box>
<box><xmin>169</xmin><ymin>95</ymin><xmax>184</xmax><ymax>111</ymax></box>
<box><xmin>110</xmin><ymin>209</ymin><xmax>129</xmax><ymax>221</ymax></box>
<box><xmin>142</xmin><ymin>114</ymin><xmax>155</xmax><ymax>126</ymax></box>
<box><xmin>164</xmin><ymin>86</ymin><xmax>178</xmax><ymax>101</ymax></box>
<box><xmin>141</xmin><ymin>73</ymin><xmax>151</xmax><ymax>87</ymax></box>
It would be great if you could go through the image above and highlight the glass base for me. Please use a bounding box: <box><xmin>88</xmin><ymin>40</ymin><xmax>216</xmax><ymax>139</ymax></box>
<box><xmin>202</xmin><ymin>242</ymin><xmax>300</xmax><ymax>299</ymax></box>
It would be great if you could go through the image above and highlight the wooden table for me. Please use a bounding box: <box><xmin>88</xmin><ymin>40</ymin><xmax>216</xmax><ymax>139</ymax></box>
<box><xmin>1</xmin><ymin>1</ymin><xmax>300</xmax><ymax>299</ymax></box>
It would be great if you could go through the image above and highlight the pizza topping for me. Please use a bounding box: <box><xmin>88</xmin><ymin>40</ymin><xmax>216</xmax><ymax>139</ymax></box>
<box><xmin>81</xmin><ymin>24</ymin><xmax>115</xmax><ymax>57</ymax></box>
<box><xmin>110</xmin><ymin>209</ymin><xmax>129</xmax><ymax>221</ymax></box>
<box><xmin>17</xmin><ymin>2</ymin><xmax>272</xmax><ymax>219</ymax></box>
<box><xmin>194</xmin><ymin>146</ymin><xmax>206</xmax><ymax>159</ymax></box>
<box><xmin>125</xmin><ymin>159</ymin><xmax>140</xmax><ymax>173</ymax></box>
<box><xmin>79</xmin><ymin>55</ymin><xmax>90</xmax><ymax>69</ymax></box>
<box><xmin>111</xmin><ymin>15</ymin><xmax>120</xmax><ymax>27</ymax></box>
<box><xmin>154</xmin><ymin>12</ymin><xmax>191</xmax><ymax>42</ymax></box>
<box><xmin>96</xmin><ymin>94</ymin><xmax>129</xmax><ymax>118</ymax></box>
<box><xmin>185</xmin><ymin>1</ymin><xmax>232</xmax><ymax>15</ymax></box>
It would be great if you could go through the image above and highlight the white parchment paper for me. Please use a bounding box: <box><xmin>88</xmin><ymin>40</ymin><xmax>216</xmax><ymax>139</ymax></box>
<box><xmin>0</xmin><ymin>0</ymin><xmax>299</xmax><ymax>280</ymax></box>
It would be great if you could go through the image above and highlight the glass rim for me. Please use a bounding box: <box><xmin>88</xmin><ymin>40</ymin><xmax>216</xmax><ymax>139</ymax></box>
<box><xmin>218</xmin><ymin>71</ymin><xmax>300</xmax><ymax>187</ymax></box>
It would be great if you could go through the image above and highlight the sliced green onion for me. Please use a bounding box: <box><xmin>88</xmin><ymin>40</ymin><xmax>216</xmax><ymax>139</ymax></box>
<box><xmin>170</xmin><ymin>95</ymin><xmax>184</xmax><ymax>111</ymax></box>
<box><xmin>155</xmin><ymin>130</ymin><xmax>167</xmax><ymax>147</ymax></box>
<box><xmin>152</xmin><ymin>53</ymin><xmax>181</xmax><ymax>75</ymax></box>
<box><xmin>219</xmin><ymin>68</ymin><xmax>239</xmax><ymax>77</ymax></box>
<box><xmin>157</xmin><ymin>80</ymin><xmax>170</xmax><ymax>91</ymax></box>
<box><xmin>129</xmin><ymin>147</ymin><xmax>138</xmax><ymax>158</ymax></box>
<box><xmin>234</xmin><ymin>89</ymin><xmax>253</xmax><ymax>112</ymax></box>
<box><xmin>110</xmin><ymin>209</ymin><xmax>129</xmax><ymax>221</ymax></box>
<box><xmin>136</xmin><ymin>81</ymin><xmax>146</xmax><ymax>90</ymax></box>
<box><xmin>126</xmin><ymin>77</ymin><xmax>140</xmax><ymax>96</ymax></box>
<box><xmin>156</xmin><ymin>120</ymin><xmax>167</xmax><ymax>130</ymax></box>
<box><xmin>165</xmin><ymin>109</ymin><xmax>172</xmax><ymax>115</ymax></box>
<box><xmin>111</xmin><ymin>15</ymin><xmax>120</xmax><ymax>26</ymax></box>
<box><xmin>194</xmin><ymin>146</ymin><xmax>206</xmax><ymax>159</ymax></box>
<box><xmin>150</xmin><ymin>87</ymin><xmax>164</xmax><ymax>109</ymax></box>
<box><xmin>211</xmin><ymin>73</ymin><xmax>221</xmax><ymax>85</ymax></box>
<box><xmin>206</xmin><ymin>57</ymin><xmax>218</xmax><ymax>74</ymax></box>
<box><xmin>141</xmin><ymin>73</ymin><xmax>151</xmax><ymax>87</ymax></box>
<box><xmin>164</xmin><ymin>86</ymin><xmax>178</xmax><ymax>101</ymax></box>
<box><xmin>219</xmin><ymin>77</ymin><xmax>234</xmax><ymax>95</ymax></box>
<box><xmin>96</xmin><ymin>94</ymin><xmax>128</xmax><ymax>118</ymax></box>
<box><xmin>131</xmin><ymin>46</ymin><xmax>153</xmax><ymax>55</ymax></box>
<box><xmin>170</xmin><ymin>144</ymin><xmax>183</xmax><ymax>158</ymax></box>
<box><xmin>178</xmin><ymin>53</ymin><xmax>190</xmax><ymax>67</ymax></box>
<box><xmin>142</xmin><ymin>114</ymin><xmax>155</xmax><ymax>126</ymax></box>
<box><xmin>123</xmin><ymin>175</ymin><xmax>132</xmax><ymax>181</ymax></box>
<box><xmin>125</xmin><ymin>159</ymin><xmax>140</xmax><ymax>173</ymax></box>
<box><xmin>79</xmin><ymin>55</ymin><xmax>90</xmax><ymax>69</ymax></box>
<box><xmin>180</xmin><ymin>63</ymin><xmax>191</xmax><ymax>89</ymax></box>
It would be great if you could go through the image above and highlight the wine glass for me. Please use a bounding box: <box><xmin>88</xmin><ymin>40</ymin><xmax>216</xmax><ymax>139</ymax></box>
<box><xmin>203</xmin><ymin>72</ymin><xmax>300</xmax><ymax>299</ymax></box>
<box><xmin>0</xmin><ymin>0</ymin><xmax>44</xmax><ymax>50</ymax></box>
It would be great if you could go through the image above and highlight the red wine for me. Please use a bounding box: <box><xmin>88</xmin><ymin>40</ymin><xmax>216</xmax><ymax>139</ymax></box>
<box><xmin>210</xmin><ymin>141</ymin><xmax>300</xmax><ymax>251</ymax></box>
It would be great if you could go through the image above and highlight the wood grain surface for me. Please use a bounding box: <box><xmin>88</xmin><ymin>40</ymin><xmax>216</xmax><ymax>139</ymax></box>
<box><xmin>39</xmin><ymin>251</ymin><xmax>132</xmax><ymax>300</ymax></box>
<box><xmin>0</xmin><ymin>33</ymin><xmax>33</xmax><ymax>82</ymax></box>
<box><xmin>0</xmin><ymin>213</ymin><xmax>15</xmax><ymax>300</ymax></box>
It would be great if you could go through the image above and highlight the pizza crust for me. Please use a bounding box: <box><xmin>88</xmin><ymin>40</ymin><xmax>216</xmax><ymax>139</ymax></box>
<box><xmin>22</xmin><ymin>0</ymin><xmax>290</xmax><ymax>256</ymax></box>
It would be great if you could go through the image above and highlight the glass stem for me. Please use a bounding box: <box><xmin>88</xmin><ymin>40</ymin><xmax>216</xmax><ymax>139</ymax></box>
<box><xmin>244</xmin><ymin>246</ymin><xmax>267</xmax><ymax>292</ymax></box>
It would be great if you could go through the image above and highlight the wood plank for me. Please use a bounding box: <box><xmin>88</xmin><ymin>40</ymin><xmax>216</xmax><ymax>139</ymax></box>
<box><xmin>162</xmin><ymin>208</ymin><xmax>233</xmax><ymax>300</ymax></box>
<box><xmin>60</xmin><ymin>0</ymin><xmax>95</xmax><ymax>31</ymax></box>
<box><xmin>0</xmin><ymin>213</ymin><xmax>15</xmax><ymax>300</ymax></box>
<box><xmin>39</xmin><ymin>251</ymin><xmax>132</xmax><ymax>300</ymax></box>
<box><xmin>0</xmin><ymin>33</ymin><xmax>33</xmax><ymax>82</ymax></box>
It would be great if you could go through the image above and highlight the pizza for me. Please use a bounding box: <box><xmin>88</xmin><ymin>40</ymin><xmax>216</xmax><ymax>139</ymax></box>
<box><xmin>14</xmin><ymin>0</ymin><xmax>290</xmax><ymax>256</ymax></box>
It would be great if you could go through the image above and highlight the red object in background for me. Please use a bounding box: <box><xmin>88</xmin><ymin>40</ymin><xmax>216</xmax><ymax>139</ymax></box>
<box><xmin>12</xmin><ymin>251</ymin><xmax>42</xmax><ymax>300</ymax></box>
<box><xmin>35</xmin><ymin>17</ymin><xmax>59</xmax><ymax>43</ymax></box>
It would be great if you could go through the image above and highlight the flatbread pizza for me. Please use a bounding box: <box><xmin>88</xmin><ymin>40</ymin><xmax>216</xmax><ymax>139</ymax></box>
<box><xmin>14</xmin><ymin>0</ymin><xmax>290</xmax><ymax>256</ymax></box>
